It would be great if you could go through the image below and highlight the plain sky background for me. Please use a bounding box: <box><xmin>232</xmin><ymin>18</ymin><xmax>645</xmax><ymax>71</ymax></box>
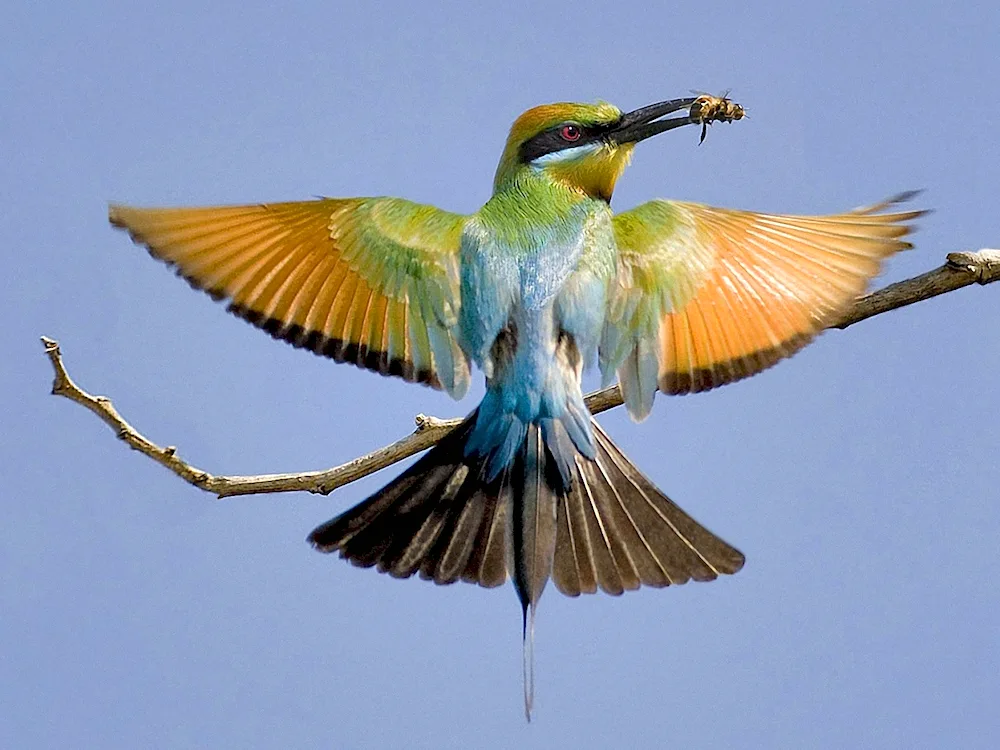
<box><xmin>4</xmin><ymin>1</ymin><xmax>999</xmax><ymax>747</ymax></box>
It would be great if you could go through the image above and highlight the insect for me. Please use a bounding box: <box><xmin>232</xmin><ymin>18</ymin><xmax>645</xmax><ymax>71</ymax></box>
<box><xmin>691</xmin><ymin>90</ymin><xmax>746</xmax><ymax>144</ymax></box>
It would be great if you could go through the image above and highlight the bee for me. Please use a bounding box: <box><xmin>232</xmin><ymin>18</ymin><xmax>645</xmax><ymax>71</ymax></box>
<box><xmin>690</xmin><ymin>90</ymin><xmax>746</xmax><ymax>144</ymax></box>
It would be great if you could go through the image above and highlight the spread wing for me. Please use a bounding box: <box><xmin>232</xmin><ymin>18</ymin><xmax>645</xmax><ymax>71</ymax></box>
<box><xmin>109</xmin><ymin>198</ymin><xmax>471</xmax><ymax>397</ymax></box>
<box><xmin>602</xmin><ymin>193</ymin><xmax>926</xmax><ymax>419</ymax></box>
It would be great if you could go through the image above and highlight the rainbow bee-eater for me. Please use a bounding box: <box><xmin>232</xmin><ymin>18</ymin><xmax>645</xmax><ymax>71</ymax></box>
<box><xmin>110</xmin><ymin>95</ymin><xmax>923</xmax><ymax>718</ymax></box>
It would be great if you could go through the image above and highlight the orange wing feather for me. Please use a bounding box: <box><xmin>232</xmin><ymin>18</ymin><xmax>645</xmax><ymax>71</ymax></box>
<box><xmin>607</xmin><ymin>194</ymin><xmax>926</xmax><ymax>416</ymax></box>
<box><xmin>109</xmin><ymin>199</ymin><xmax>470</xmax><ymax>395</ymax></box>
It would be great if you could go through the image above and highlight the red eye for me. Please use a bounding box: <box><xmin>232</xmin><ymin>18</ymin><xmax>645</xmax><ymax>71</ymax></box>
<box><xmin>560</xmin><ymin>124</ymin><xmax>581</xmax><ymax>142</ymax></box>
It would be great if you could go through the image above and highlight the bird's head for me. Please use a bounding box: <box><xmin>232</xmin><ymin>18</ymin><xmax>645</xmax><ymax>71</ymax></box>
<box><xmin>493</xmin><ymin>98</ymin><xmax>698</xmax><ymax>201</ymax></box>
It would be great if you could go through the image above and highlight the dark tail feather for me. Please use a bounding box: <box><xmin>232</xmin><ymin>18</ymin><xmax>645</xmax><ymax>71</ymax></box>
<box><xmin>308</xmin><ymin>413</ymin><xmax>743</xmax><ymax>719</ymax></box>
<box><xmin>508</xmin><ymin>422</ymin><xmax>565</xmax><ymax>721</ymax></box>
<box><xmin>551</xmin><ymin>420</ymin><xmax>745</xmax><ymax>597</ymax></box>
<box><xmin>307</xmin><ymin>410</ymin><xmax>511</xmax><ymax>588</ymax></box>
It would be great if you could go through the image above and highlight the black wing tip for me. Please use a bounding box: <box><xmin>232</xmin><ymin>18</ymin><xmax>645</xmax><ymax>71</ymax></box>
<box><xmin>886</xmin><ymin>189</ymin><xmax>933</xmax><ymax>223</ymax></box>
<box><xmin>861</xmin><ymin>189</ymin><xmax>932</xmax><ymax>220</ymax></box>
<box><xmin>107</xmin><ymin>210</ymin><xmax>442</xmax><ymax>389</ymax></box>
<box><xmin>887</xmin><ymin>189</ymin><xmax>923</xmax><ymax>204</ymax></box>
<box><xmin>220</xmin><ymin>302</ymin><xmax>442</xmax><ymax>389</ymax></box>
<box><xmin>658</xmin><ymin>337</ymin><xmax>800</xmax><ymax>395</ymax></box>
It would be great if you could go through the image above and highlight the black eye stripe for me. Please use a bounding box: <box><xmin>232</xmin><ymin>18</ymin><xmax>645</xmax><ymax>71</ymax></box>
<box><xmin>518</xmin><ymin>119</ymin><xmax>621</xmax><ymax>164</ymax></box>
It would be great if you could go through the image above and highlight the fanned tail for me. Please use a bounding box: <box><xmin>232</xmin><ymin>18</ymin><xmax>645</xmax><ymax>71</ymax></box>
<box><xmin>552</xmin><ymin>421</ymin><xmax>746</xmax><ymax>596</ymax></box>
<box><xmin>307</xmin><ymin>413</ymin><xmax>744</xmax><ymax>720</ymax></box>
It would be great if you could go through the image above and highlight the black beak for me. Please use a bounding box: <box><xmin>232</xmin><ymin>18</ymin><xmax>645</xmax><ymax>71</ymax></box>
<box><xmin>609</xmin><ymin>97</ymin><xmax>701</xmax><ymax>144</ymax></box>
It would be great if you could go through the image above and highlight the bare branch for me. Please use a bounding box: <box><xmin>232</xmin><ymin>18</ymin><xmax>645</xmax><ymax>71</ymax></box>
<box><xmin>41</xmin><ymin>335</ymin><xmax>214</xmax><ymax>490</ymax></box>
<box><xmin>833</xmin><ymin>249</ymin><xmax>1000</xmax><ymax>329</ymax></box>
<box><xmin>42</xmin><ymin>249</ymin><xmax>999</xmax><ymax>499</ymax></box>
<box><xmin>41</xmin><ymin>335</ymin><xmax>458</xmax><ymax>498</ymax></box>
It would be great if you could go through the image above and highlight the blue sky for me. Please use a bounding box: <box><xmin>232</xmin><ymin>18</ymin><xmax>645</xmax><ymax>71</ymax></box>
<box><xmin>4</xmin><ymin>1</ymin><xmax>999</xmax><ymax>747</ymax></box>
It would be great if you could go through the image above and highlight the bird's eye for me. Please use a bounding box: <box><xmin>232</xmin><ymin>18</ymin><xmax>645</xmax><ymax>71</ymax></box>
<box><xmin>560</xmin><ymin>124</ymin><xmax>582</xmax><ymax>142</ymax></box>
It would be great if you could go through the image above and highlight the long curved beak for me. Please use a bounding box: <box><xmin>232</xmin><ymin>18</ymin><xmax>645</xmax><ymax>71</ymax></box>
<box><xmin>609</xmin><ymin>97</ymin><xmax>701</xmax><ymax>144</ymax></box>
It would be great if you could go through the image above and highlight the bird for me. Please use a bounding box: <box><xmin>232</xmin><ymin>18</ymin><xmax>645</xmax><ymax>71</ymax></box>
<box><xmin>109</xmin><ymin>95</ymin><xmax>924</xmax><ymax>718</ymax></box>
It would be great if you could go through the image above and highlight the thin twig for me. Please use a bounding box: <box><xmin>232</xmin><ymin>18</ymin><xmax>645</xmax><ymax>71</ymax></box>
<box><xmin>833</xmin><ymin>250</ymin><xmax>1000</xmax><ymax>328</ymax></box>
<box><xmin>42</xmin><ymin>248</ymin><xmax>999</xmax><ymax>499</ymax></box>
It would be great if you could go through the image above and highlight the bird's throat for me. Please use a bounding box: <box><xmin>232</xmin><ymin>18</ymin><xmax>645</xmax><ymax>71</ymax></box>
<box><xmin>537</xmin><ymin>143</ymin><xmax>634</xmax><ymax>203</ymax></box>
